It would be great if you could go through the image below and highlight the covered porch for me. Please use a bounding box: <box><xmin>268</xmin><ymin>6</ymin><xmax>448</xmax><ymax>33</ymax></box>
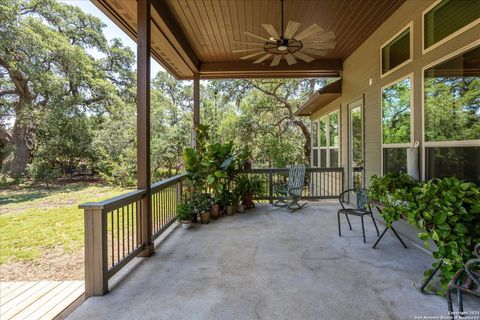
<box><xmin>73</xmin><ymin>0</ymin><xmax>479</xmax><ymax>318</ymax></box>
<box><xmin>70</xmin><ymin>204</ymin><xmax>447</xmax><ymax>319</ymax></box>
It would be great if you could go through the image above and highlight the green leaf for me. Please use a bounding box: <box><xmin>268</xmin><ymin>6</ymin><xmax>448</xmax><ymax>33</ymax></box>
<box><xmin>418</xmin><ymin>232</ymin><xmax>429</xmax><ymax>241</ymax></box>
<box><xmin>434</xmin><ymin>212</ymin><xmax>447</xmax><ymax>225</ymax></box>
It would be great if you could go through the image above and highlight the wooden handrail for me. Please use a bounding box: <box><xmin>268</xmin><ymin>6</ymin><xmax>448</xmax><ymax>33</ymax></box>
<box><xmin>79</xmin><ymin>189</ymin><xmax>146</xmax><ymax>212</ymax></box>
<box><xmin>151</xmin><ymin>173</ymin><xmax>188</xmax><ymax>193</ymax></box>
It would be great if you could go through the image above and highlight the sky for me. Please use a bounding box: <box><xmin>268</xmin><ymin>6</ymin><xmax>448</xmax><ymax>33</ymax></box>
<box><xmin>59</xmin><ymin>0</ymin><xmax>164</xmax><ymax>78</ymax></box>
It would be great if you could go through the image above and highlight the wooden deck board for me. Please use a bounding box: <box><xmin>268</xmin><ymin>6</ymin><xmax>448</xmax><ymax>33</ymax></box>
<box><xmin>0</xmin><ymin>281</ymin><xmax>84</xmax><ymax>320</ymax></box>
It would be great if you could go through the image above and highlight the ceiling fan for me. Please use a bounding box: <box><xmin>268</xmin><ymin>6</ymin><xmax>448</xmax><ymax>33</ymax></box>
<box><xmin>233</xmin><ymin>0</ymin><xmax>336</xmax><ymax>66</ymax></box>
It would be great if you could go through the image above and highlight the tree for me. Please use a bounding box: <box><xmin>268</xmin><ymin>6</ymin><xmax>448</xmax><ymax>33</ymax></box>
<box><xmin>0</xmin><ymin>0</ymin><xmax>134</xmax><ymax>178</ymax></box>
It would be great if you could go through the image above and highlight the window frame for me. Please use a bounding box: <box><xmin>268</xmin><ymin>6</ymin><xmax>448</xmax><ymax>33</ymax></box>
<box><xmin>380</xmin><ymin>22</ymin><xmax>413</xmax><ymax>78</ymax></box>
<box><xmin>380</xmin><ymin>73</ymin><xmax>414</xmax><ymax>175</ymax></box>
<box><xmin>422</xmin><ymin>0</ymin><xmax>480</xmax><ymax>55</ymax></box>
<box><xmin>311</xmin><ymin>109</ymin><xmax>340</xmax><ymax>168</ymax></box>
<box><xmin>421</xmin><ymin>40</ymin><xmax>480</xmax><ymax>179</ymax></box>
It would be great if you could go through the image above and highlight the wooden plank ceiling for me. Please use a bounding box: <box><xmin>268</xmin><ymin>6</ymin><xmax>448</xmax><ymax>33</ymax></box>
<box><xmin>92</xmin><ymin>0</ymin><xmax>405</xmax><ymax>80</ymax></box>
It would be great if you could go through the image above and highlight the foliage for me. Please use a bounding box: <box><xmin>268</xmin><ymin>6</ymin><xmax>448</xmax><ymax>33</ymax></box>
<box><xmin>176</xmin><ymin>202</ymin><xmax>194</xmax><ymax>222</ymax></box>
<box><xmin>368</xmin><ymin>173</ymin><xmax>480</xmax><ymax>294</ymax></box>
<box><xmin>409</xmin><ymin>177</ymin><xmax>480</xmax><ymax>294</ymax></box>
<box><xmin>234</xmin><ymin>175</ymin><xmax>265</xmax><ymax>198</ymax></box>
<box><xmin>0</xmin><ymin>0</ymin><xmax>135</xmax><ymax>178</ymax></box>
<box><xmin>368</xmin><ymin>172</ymin><xmax>418</xmax><ymax>226</ymax></box>
<box><xmin>215</xmin><ymin>190</ymin><xmax>232</xmax><ymax>207</ymax></box>
<box><xmin>190</xmin><ymin>192</ymin><xmax>210</xmax><ymax>214</ymax></box>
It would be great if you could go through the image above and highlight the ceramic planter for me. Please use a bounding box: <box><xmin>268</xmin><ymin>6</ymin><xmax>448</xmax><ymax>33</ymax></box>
<box><xmin>226</xmin><ymin>205</ymin><xmax>235</xmax><ymax>215</ymax></box>
<box><xmin>181</xmin><ymin>220</ymin><xmax>192</xmax><ymax>230</ymax></box>
<box><xmin>211</xmin><ymin>204</ymin><xmax>220</xmax><ymax>219</ymax></box>
<box><xmin>243</xmin><ymin>193</ymin><xmax>254</xmax><ymax>209</ymax></box>
<box><xmin>200</xmin><ymin>211</ymin><xmax>210</xmax><ymax>224</ymax></box>
<box><xmin>237</xmin><ymin>204</ymin><xmax>245</xmax><ymax>213</ymax></box>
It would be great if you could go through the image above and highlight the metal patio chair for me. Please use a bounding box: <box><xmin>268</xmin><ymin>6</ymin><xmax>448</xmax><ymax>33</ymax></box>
<box><xmin>338</xmin><ymin>188</ymin><xmax>379</xmax><ymax>243</ymax></box>
<box><xmin>273</xmin><ymin>165</ymin><xmax>306</xmax><ymax>211</ymax></box>
<box><xmin>447</xmin><ymin>243</ymin><xmax>480</xmax><ymax>320</ymax></box>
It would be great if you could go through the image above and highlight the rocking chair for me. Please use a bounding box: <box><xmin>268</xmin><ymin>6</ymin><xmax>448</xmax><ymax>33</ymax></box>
<box><xmin>273</xmin><ymin>165</ymin><xmax>307</xmax><ymax>211</ymax></box>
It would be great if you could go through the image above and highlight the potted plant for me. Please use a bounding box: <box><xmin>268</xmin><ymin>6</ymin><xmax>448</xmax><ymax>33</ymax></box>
<box><xmin>234</xmin><ymin>175</ymin><xmax>264</xmax><ymax>209</ymax></box>
<box><xmin>218</xmin><ymin>190</ymin><xmax>235</xmax><ymax>215</ymax></box>
<box><xmin>192</xmin><ymin>193</ymin><xmax>211</xmax><ymax>224</ymax></box>
<box><xmin>177</xmin><ymin>202</ymin><xmax>194</xmax><ymax>230</ymax></box>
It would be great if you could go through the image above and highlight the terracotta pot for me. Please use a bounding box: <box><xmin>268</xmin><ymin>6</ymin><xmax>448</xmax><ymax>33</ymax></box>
<box><xmin>211</xmin><ymin>204</ymin><xmax>220</xmax><ymax>219</ymax></box>
<box><xmin>181</xmin><ymin>221</ymin><xmax>192</xmax><ymax>230</ymax></box>
<box><xmin>237</xmin><ymin>204</ymin><xmax>245</xmax><ymax>213</ymax></box>
<box><xmin>200</xmin><ymin>211</ymin><xmax>210</xmax><ymax>224</ymax></box>
<box><xmin>243</xmin><ymin>193</ymin><xmax>254</xmax><ymax>209</ymax></box>
<box><xmin>226</xmin><ymin>205</ymin><xmax>235</xmax><ymax>215</ymax></box>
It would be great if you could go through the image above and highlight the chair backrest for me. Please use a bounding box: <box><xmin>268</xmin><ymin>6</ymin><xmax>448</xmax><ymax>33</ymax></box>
<box><xmin>287</xmin><ymin>165</ymin><xmax>306</xmax><ymax>196</ymax></box>
<box><xmin>339</xmin><ymin>188</ymin><xmax>368</xmax><ymax>210</ymax></box>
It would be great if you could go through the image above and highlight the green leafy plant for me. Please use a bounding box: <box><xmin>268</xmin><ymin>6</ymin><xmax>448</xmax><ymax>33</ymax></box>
<box><xmin>190</xmin><ymin>192</ymin><xmax>211</xmax><ymax>214</ymax></box>
<box><xmin>234</xmin><ymin>175</ymin><xmax>265</xmax><ymax>199</ymax></box>
<box><xmin>368</xmin><ymin>172</ymin><xmax>419</xmax><ymax>226</ymax></box>
<box><xmin>368</xmin><ymin>173</ymin><xmax>480</xmax><ymax>294</ymax></box>
<box><xmin>410</xmin><ymin>177</ymin><xmax>480</xmax><ymax>294</ymax></box>
<box><xmin>177</xmin><ymin>202</ymin><xmax>194</xmax><ymax>222</ymax></box>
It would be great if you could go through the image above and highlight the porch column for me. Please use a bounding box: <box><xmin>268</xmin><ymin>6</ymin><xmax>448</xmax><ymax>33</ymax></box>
<box><xmin>192</xmin><ymin>73</ymin><xmax>200</xmax><ymax>147</ymax></box>
<box><xmin>137</xmin><ymin>0</ymin><xmax>153</xmax><ymax>256</ymax></box>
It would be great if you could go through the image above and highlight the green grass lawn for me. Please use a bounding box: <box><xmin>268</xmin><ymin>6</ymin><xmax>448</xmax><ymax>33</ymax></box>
<box><xmin>0</xmin><ymin>183</ymin><xmax>129</xmax><ymax>264</ymax></box>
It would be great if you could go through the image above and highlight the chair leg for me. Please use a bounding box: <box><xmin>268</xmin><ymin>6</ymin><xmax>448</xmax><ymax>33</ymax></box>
<box><xmin>447</xmin><ymin>288</ymin><xmax>454</xmax><ymax>320</ymax></box>
<box><xmin>371</xmin><ymin>214</ymin><xmax>379</xmax><ymax>236</ymax></box>
<box><xmin>344</xmin><ymin>214</ymin><xmax>352</xmax><ymax>230</ymax></box>
<box><xmin>361</xmin><ymin>214</ymin><xmax>366</xmax><ymax>243</ymax></box>
<box><xmin>338</xmin><ymin>211</ymin><xmax>342</xmax><ymax>237</ymax></box>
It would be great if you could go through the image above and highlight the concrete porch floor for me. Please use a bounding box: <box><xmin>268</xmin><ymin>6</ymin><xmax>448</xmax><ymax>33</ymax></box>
<box><xmin>68</xmin><ymin>204</ymin><xmax>477</xmax><ymax>320</ymax></box>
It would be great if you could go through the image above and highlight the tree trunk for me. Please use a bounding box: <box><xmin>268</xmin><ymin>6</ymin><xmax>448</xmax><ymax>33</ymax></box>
<box><xmin>293</xmin><ymin>120</ymin><xmax>311</xmax><ymax>164</ymax></box>
<box><xmin>10</xmin><ymin>115</ymin><xmax>31</xmax><ymax>178</ymax></box>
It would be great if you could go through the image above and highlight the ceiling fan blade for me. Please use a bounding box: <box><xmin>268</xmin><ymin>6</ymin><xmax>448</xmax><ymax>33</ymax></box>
<box><xmin>244</xmin><ymin>31</ymin><xmax>275</xmax><ymax>43</ymax></box>
<box><xmin>254</xmin><ymin>53</ymin><xmax>273</xmax><ymax>64</ymax></box>
<box><xmin>261</xmin><ymin>24</ymin><xmax>280</xmax><ymax>40</ymax></box>
<box><xmin>303</xmin><ymin>42</ymin><xmax>336</xmax><ymax>50</ymax></box>
<box><xmin>233</xmin><ymin>41</ymin><xmax>265</xmax><ymax>46</ymax></box>
<box><xmin>302</xmin><ymin>48</ymin><xmax>328</xmax><ymax>56</ymax></box>
<box><xmin>294</xmin><ymin>24</ymin><xmax>324</xmax><ymax>41</ymax></box>
<box><xmin>240</xmin><ymin>51</ymin><xmax>266</xmax><ymax>60</ymax></box>
<box><xmin>233</xmin><ymin>48</ymin><xmax>265</xmax><ymax>53</ymax></box>
<box><xmin>284</xmin><ymin>53</ymin><xmax>297</xmax><ymax>65</ymax></box>
<box><xmin>308</xmin><ymin>31</ymin><xmax>335</xmax><ymax>42</ymax></box>
<box><xmin>284</xmin><ymin>20</ymin><xmax>301</xmax><ymax>39</ymax></box>
<box><xmin>271</xmin><ymin>54</ymin><xmax>281</xmax><ymax>66</ymax></box>
<box><xmin>293</xmin><ymin>51</ymin><xmax>315</xmax><ymax>63</ymax></box>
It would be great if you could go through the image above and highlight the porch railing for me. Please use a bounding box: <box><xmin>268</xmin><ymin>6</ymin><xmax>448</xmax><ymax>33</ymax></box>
<box><xmin>80</xmin><ymin>173</ymin><xmax>187</xmax><ymax>298</ymax></box>
<box><xmin>239</xmin><ymin>167</ymin><xmax>344</xmax><ymax>201</ymax></box>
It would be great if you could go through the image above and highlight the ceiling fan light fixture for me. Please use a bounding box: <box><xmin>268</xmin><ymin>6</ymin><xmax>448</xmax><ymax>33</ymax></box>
<box><xmin>235</xmin><ymin>0</ymin><xmax>336</xmax><ymax>66</ymax></box>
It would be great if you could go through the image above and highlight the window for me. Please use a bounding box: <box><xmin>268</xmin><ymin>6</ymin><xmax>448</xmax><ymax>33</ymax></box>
<box><xmin>383</xmin><ymin>148</ymin><xmax>407</xmax><ymax>174</ymax></box>
<box><xmin>424</xmin><ymin>0</ymin><xmax>480</xmax><ymax>51</ymax></box>
<box><xmin>311</xmin><ymin>110</ymin><xmax>340</xmax><ymax>168</ymax></box>
<box><xmin>381</xmin><ymin>76</ymin><xmax>412</xmax><ymax>174</ymax></box>
<box><xmin>423</xmin><ymin>45</ymin><xmax>480</xmax><ymax>184</ymax></box>
<box><xmin>381</xmin><ymin>24</ymin><xmax>411</xmax><ymax>76</ymax></box>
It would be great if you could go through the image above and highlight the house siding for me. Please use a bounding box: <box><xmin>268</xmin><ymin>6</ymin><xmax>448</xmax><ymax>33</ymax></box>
<box><xmin>310</xmin><ymin>0</ymin><xmax>480</xmax><ymax>188</ymax></box>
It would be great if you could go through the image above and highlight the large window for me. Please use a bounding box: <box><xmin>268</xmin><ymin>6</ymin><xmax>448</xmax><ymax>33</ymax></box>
<box><xmin>381</xmin><ymin>24</ymin><xmax>411</xmax><ymax>76</ymax></box>
<box><xmin>381</xmin><ymin>76</ymin><xmax>412</xmax><ymax>174</ymax></box>
<box><xmin>311</xmin><ymin>110</ymin><xmax>340</xmax><ymax>168</ymax></box>
<box><xmin>423</xmin><ymin>45</ymin><xmax>480</xmax><ymax>184</ymax></box>
<box><xmin>423</xmin><ymin>0</ymin><xmax>480</xmax><ymax>51</ymax></box>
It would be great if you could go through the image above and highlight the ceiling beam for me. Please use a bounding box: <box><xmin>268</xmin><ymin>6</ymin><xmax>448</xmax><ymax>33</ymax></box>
<box><xmin>149</xmin><ymin>0</ymin><xmax>199</xmax><ymax>73</ymax></box>
<box><xmin>198</xmin><ymin>60</ymin><xmax>343</xmax><ymax>79</ymax></box>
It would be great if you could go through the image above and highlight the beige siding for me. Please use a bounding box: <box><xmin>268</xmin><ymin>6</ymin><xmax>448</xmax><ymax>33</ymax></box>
<box><xmin>310</xmin><ymin>0</ymin><xmax>480</xmax><ymax>187</ymax></box>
